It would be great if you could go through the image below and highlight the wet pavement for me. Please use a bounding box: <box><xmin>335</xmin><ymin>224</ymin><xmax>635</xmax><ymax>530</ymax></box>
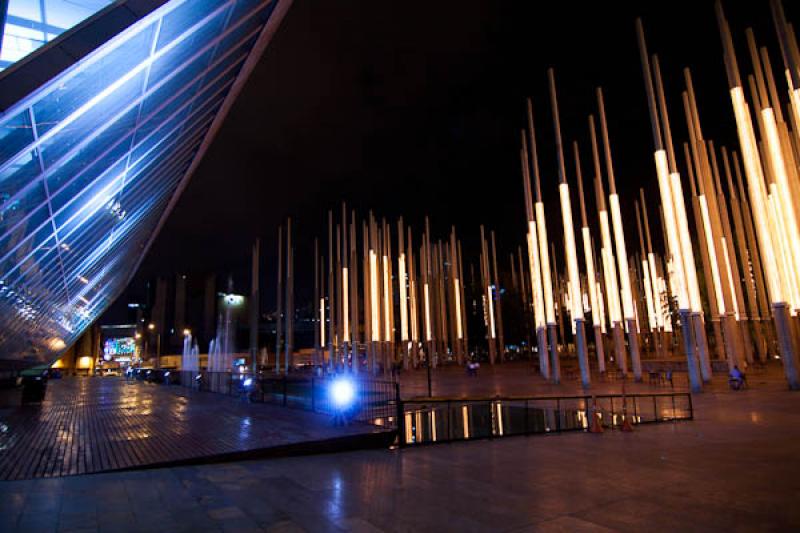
<box><xmin>1</xmin><ymin>373</ymin><xmax>798</xmax><ymax>531</ymax></box>
<box><xmin>0</xmin><ymin>377</ymin><xmax>391</xmax><ymax>481</ymax></box>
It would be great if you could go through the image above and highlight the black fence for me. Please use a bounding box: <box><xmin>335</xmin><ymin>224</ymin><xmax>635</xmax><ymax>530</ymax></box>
<box><xmin>399</xmin><ymin>392</ymin><xmax>692</xmax><ymax>446</ymax></box>
<box><xmin>154</xmin><ymin>369</ymin><xmax>401</xmax><ymax>429</ymax></box>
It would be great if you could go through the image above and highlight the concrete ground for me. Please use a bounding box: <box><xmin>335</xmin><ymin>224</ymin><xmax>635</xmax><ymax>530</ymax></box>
<box><xmin>1</xmin><ymin>372</ymin><xmax>797</xmax><ymax>532</ymax></box>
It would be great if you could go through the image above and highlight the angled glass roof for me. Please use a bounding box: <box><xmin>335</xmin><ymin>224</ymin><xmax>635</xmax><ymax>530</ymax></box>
<box><xmin>0</xmin><ymin>0</ymin><xmax>287</xmax><ymax>364</ymax></box>
<box><xmin>0</xmin><ymin>0</ymin><xmax>116</xmax><ymax>70</ymax></box>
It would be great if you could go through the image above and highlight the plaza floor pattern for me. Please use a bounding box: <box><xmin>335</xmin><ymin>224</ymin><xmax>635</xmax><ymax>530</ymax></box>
<box><xmin>0</xmin><ymin>377</ymin><xmax>391</xmax><ymax>481</ymax></box>
<box><xmin>0</xmin><ymin>379</ymin><xmax>798</xmax><ymax>531</ymax></box>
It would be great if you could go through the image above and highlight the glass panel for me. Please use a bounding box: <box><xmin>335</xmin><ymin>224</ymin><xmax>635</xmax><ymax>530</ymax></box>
<box><xmin>46</xmin><ymin>115</ymin><xmax>136</xmax><ymax>205</ymax></box>
<box><xmin>0</xmin><ymin>203</ymin><xmax>51</xmax><ymax>263</ymax></box>
<box><xmin>0</xmin><ymin>0</ymin><xmax>116</xmax><ymax>70</ymax></box>
<box><xmin>0</xmin><ymin>180</ymin><xmax>46</xmax><ymax>238</ymax></box>
<box><xmin>32</xmin><ymin>21</ymin><xmax>156</xmax><ymax>137</ymax></box>
<box><xmin>156</xmin><ymin>0</ymin><xmax>228</xmax><ymax>51</ymax></box>
<box><xmin>148</xmin><ymin>9</ymin><xmax>227</xmax><ymax>86</ymax></box>
<box><xmin>0</xmin><ymin>111</ymin><xmax>35</xmax><ymax>168</ymax></box>
<box><xmin>0</xmin><ymin>148</ymin><xmax>42</xmax><ymax>215</ymax></box>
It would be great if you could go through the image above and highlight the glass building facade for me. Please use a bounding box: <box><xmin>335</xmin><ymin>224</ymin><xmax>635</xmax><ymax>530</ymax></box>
<box><xmin>0</xmin><ymin>0</ymin><xmax>115</xmax><ymax>70</ymax></box>
<box><xmin>0</xmin><ymin>0</ymin><xmax>290</xmax><ymax>364</ymax></box>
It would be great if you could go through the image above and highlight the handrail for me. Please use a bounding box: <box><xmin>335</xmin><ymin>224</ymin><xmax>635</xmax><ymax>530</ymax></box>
<box><xmin>402</xmin><ymin>391</ymin><xmax>692</xmax><ymax>403</ymax></box>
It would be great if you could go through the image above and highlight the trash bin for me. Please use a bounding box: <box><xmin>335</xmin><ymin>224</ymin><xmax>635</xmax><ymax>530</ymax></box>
<box><xmin>21</xmin><ymin>375</ymin><xmax>48</xmax><ymax>403</ymax></box>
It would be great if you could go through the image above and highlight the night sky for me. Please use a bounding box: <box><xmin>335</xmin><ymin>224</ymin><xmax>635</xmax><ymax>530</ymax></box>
<box><xmin>104</xmin><ymin>0</ymin><xmax>794</xmax><ymax>321</ymax></box>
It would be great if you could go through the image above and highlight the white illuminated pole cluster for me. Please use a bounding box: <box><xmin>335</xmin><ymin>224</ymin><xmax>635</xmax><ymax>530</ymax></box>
<box><xmin>527</xmin><ymin>99</ymin><xmax>561</xmax><ymax>383</ymax></box>
<box><xmin>549</xmin><ymin>69</ymin><xmax>591</xmax><ymax>387</ymax></box>
<box><xmin>746</xmin><ymin>30</ymin><xmax>800</xmax><ymax>312</ymax></box>
<box><xmin>574</xmin><ymin>141</ymin><xmax>606</xmax><ymax>373</ymax></box>
<box><xmin>635</xmin><ymin>20</ymin><xmax>705</xmax><ymax>391</ymax></box>
<box><xmin>717</xmin><ymin>1</ymin><xmax>799</xmax><ymax>389</ymax></box>
<box><xmin>771</xmin><ymin>0</ymin><xmax>800</xmax><ymax>151</ymax></box>
<box><xmin>521</xmin><ymin>127</ymin><xmax>550</xmax><ymax>379</ymax></box>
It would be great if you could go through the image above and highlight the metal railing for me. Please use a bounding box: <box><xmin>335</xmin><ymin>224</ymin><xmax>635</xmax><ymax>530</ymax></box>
<box><xmin>159</xmin><ymin>370</ymin><xmax>401</xmax><ymax>429</ymax></box>
<box><xmin>398</xmin><ymin>392</ymin><xmax>692</xmax><ymax>446</ymax></box>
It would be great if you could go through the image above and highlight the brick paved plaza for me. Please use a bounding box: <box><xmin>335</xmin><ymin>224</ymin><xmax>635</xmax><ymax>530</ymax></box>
<box><xmin>1</xmin><ymin>367</ymin><xmax>798</xmax><ymax>532</ymax></box>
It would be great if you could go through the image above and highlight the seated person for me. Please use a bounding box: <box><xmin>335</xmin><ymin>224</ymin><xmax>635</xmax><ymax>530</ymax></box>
<box><xmin>729</xmin><ymin>365</ymin><xmax>746</xmax><ymax>389</ymax></box>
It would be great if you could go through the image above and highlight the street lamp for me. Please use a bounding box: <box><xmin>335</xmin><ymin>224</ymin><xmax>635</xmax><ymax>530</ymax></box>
<box><xmin>146</xmin><ymin>323</ymin><xmax>161</xmax><ymax>369</ymax></box>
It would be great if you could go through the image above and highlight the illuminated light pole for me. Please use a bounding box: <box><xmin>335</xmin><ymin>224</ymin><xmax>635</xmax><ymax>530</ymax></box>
<box><xmin>521</xmin><ymin>125</ymin><xmax>549</xmax><ymax>379</ymax></box>
<box><xmin>597</xmin><ymin>87</ymin><xmax>642</xmax><ymax>381</ymax></box>
<box><xmin>575</xmin><ymin>141</ymin><xmax>606</xmax><ymax>373</ymax></box>
<box><xmin>635</xmin><ymin>22</ymin><xmax>703</xmax><ymax>390</ymax></box>
<box><xmin>328</xmin><ymin>211</ymin><xmax>336</xmax><ymax>372</ymax></box>
<box><xmin>491</xmin><ymin>231</ymin><xmax>505</xmax><ymax>362</ymax></box>
<box><xmin>733</xmin><ymin>150</ymin><xmax>772</xmax><ymax>361</ymax></box>
<box><xmin>589</xmin><ymin>114</ymin><xmax>625</xmax><ymax>378</ymax></box>
<box><xmin>684</xmin><ymin>141</ymin><xmax>723</xmax><ymax>370</ymax></box>
<box><xmin>398</xmin><ymin>218</ymin><xmax>409</xmax><ymax>369</ymax></box>
<box><xmin>350</xmin><ymin>211</ymin><xmax>360</xmax><ymax>374</ymax></box>
<box><xmin>275</xmin><ymin>225</ymin><xmax>283</xmax><ymax>373</ymax></box>
<box><xmin>723</xmin><ymin>149</ymin><xmax>767</xmax><ymax>361</ymax></box>
<box><xmin>335</xmin><ymin>224</ymin><xmax>342</xmax><ymax>368</ymax></box>
<box><xmin>341</xmin><ymin>205</ymin><xmax>350</xmax><ymax>371</ymax></box>
<box><xmin>651</xmin><ymin>54</ymin><xmax>713</xmax><ymax>380</ymax></box>
<box><xmin>457</xmin><ymin>240</ymin><xmax>469</xmax><ymax>365</ymax></box>
<box><xmin>684</xmin><ymin>67</ymin><xmax>744</xmax><ymax>372</ymax></box>
<box><xmin>480</xmin><ymin>225</ymin><xmax>497</xmax><ymax>364</ymax></box>
<box><xmin>450</xmin><ymin>227</ymin><xmax>464</xmax><ymax>364</ymax></box>
<box><xmin>712</xmin><ymin>144</ymin><xmax>754</xmax><ymax>365</ymax></box>
<box><xmin>314</xmin><ymin>238</ymin><xmax>320</xmax><ymax>367</ymax></box>
<box><xmin>716</xmin><ymin>1</ymin><xmax>799</xmax><ymax>389</ymax></box>
<box><xmin>527</xmin><ymin>99</ymin><xmax>560</xmax><ymax>383</ymax></box>
<box><xmin>548</xmin><ymin>69</ymin><xmax>590</xmax><ymax>387</ymax></box>
<box><xmin>635</xmin><ymin>201</ymin><xmax>658</xmax><ymax>343</ymax></box>
<box><xmin>436</xmin><ymin>241</ymin><xmax>449</xmax><ymax>362</ymax></box>
<box><xmin>408</xmin><ymin>227</ymin><xmax>420</xmax><ymax>367</ymax></box>
<box><xmin>424</xmin><ymin>218</ymin><xmax>435</xmax><ymax>368</ymax></box>
<box><xmin>382</xmin><ymin>221</ymin><xmax>392</xmax><ymax>369</ymax></box>
<box><xmin>640</xmin><ymin>189</ymin><xmax>667</xmax><ymax>358</ymax></box>
<box><xmin>250</xmin><ymin>238</ymin><xmax>259</xmax><ymax>374</ymax></box>
<box><xmin>285</xmin><ymin>217</ymin><xmax>294</xmax><ymax>373</ymax></box>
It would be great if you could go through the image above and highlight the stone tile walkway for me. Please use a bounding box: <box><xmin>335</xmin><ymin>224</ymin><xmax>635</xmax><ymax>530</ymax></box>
<box><xmin>1</xmin><ymin>381</ymin><xmax>797</xmax><ymax>531</ymax></box>
<box><xmin>0</xmin><ymin>377</ymin><xmax>391</xmax><ymax>480</ymax></box>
